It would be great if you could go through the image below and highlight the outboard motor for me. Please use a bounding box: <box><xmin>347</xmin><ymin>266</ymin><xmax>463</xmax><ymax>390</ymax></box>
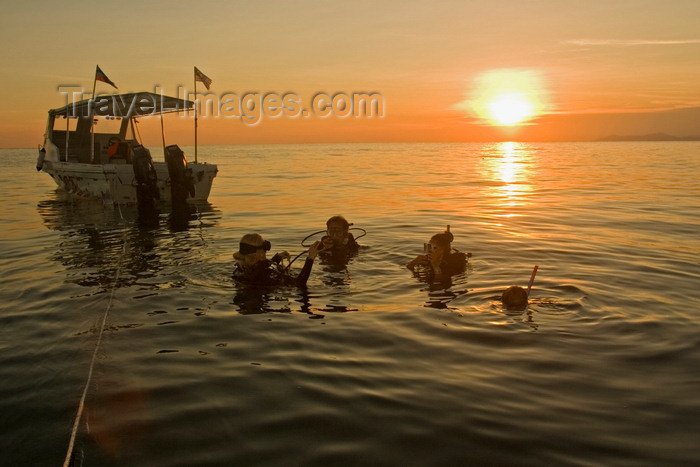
<box><xmin>132</xmin><ymin>144</ymin><xmax>159</xmax><ymax>221</ymax></box>
<box><xmin>165</xmin><ymin>145</ymin><xmax>195</xmax><ymax>206</ymax></box>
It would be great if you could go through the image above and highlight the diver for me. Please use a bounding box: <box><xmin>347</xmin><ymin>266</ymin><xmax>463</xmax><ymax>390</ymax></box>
<box><xmin>406</xmin><ymin>226</ymin><xmax>470</xmax><ymax>278</ymax></box>
<box><xmin>232</xmin><ymin>233</ymin><xmax>321</xmax><ymax>287</ymax></box>
<box><xmin>319</xmin><ymin>215</ymin><xmax>360</xmax><ymax>254</ymax></box>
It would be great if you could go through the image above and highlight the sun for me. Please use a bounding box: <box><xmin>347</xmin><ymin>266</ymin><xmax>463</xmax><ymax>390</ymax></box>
<box><xmin>488</xmin><ymin>95</ymin><xmax>535</xmax><ymax>126</ymax></box>
<box><xmin>459</xmin><ymin>68</ymin><xmax>548</xmax><ymax>127</ymax></box>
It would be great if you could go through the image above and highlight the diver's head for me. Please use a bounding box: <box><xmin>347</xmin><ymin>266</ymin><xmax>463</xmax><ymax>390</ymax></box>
<box><xmin>233</xmin><ymin>233</ymin><xmax>271</xmax><ymax>267</ymax></box>
<box><xmin>326</xmin><ymin>215</ymin><xmax>352</xmax><ymax>246</ymax></box>
<box><xmin>426</xmin><ymin>231</ymin><xmax>453</xmax><ymax>259</ymax></box>
<box><xmin>501</xmin><ymin>285</ymin><xmax>528</xmax><ymax>310</ymax></box>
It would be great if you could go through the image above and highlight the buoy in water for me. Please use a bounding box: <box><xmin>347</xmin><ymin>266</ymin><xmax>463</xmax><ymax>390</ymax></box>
<box><xmin>36</xmin><ymin>147</ymin><xmax>46</xmax><ymax>171</ymax></box>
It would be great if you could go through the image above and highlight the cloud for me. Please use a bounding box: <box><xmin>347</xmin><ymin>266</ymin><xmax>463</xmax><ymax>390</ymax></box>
<box><xmin>565</xmin><ymin>39</ymin><xmax>700</xmax><ymax>47</ymax></box>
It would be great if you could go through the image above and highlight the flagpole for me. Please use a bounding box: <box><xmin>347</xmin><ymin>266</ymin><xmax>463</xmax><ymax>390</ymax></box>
<box><xmin>90</xmin><ymin>66</ymin><xmax>98</xmax><ymax>163</ymax></box>
<box><xmin>193</xmin><ymin>66</ymin><xmax>198</xmax><ymax>163</ymax></box>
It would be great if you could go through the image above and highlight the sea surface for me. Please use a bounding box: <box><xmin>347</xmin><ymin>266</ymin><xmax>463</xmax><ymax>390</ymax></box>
<box><xmin>1</xmin><ymin>142</ymin><xmax>699</xmax><ymax>466</ymax></box>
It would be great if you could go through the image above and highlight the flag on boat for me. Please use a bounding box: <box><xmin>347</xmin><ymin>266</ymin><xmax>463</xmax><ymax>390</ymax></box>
<box><xmin>95</xmin><ymin>65</ymin><xmax>118</xmax><ymax>89</ymax></box>
<box><xmin>194</xmin><ymin>67</ymin><xmax>212</xmax><ymax>90</ymax></box>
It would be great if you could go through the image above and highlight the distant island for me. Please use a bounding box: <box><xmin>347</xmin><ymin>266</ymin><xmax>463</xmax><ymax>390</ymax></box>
<box><xmin>597</xmin><ymin>132</ymin><xmax>700</xmax><ymax>142</ymax></box>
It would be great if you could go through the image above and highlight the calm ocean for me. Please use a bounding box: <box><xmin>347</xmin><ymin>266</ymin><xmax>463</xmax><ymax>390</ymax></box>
<box><xmin>1</xmin><ymin>142</ymin><xmax>699</xmax><ymax>466</ymax></box>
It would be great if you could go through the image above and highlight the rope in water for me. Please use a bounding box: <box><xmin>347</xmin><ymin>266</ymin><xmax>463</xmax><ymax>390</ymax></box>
<box><xmin>62</xmin><ymin>202</ymin><xmax>127</xmax><ymax>467</ymax></box>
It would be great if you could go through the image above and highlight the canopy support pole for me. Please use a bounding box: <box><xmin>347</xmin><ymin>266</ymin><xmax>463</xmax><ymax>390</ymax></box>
<box><xmin>160</xmin><ymin>111</ymin><xmax>167</xmax><ymax>158</ymax></box>
<box><xmin>193</xmin><ymin>67</ymin><xmax>198</xmax><ymax>163</ymax></box>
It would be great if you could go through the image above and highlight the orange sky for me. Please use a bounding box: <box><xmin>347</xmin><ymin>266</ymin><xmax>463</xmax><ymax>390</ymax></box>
<box><xmin>2</xmin><ymin>1</ymin><xmax>700</xmax><ymax>148</ymax></box>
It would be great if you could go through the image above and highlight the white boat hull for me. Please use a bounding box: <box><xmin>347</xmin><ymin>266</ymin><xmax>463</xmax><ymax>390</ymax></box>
<box><xmin>42</xmin><ymin>160</ymin><xmax>217</xmax><ymax>205</ymax></box>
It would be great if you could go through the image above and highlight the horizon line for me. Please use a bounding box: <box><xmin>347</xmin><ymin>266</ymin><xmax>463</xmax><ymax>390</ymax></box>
<box><xmin>7</xmin><ymin>137</ymin><xmax>700</xmax><ymax>150</ymax></box>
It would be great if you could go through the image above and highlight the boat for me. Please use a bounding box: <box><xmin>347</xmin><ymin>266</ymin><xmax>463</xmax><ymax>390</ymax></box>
<box><xmin>37</xmin><ymin>92</ymin><xmax>217</xmax><ymax>206</ymax></box>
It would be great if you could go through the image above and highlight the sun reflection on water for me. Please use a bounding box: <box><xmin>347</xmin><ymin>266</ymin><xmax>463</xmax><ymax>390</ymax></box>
<box><xmin>472</xmin><ymin>142</ymin><xmax>538</xmax><ymax>236</ymax></box>
<box><xmin>479</xmin><ymin>141</ymin><xmax>535</xmax><ymax>211</ymax></box>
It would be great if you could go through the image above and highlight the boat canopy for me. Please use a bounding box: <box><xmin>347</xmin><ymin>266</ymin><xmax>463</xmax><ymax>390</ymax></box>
<box><xmin>50</xmin><ymin>92</ymin><xmax>194</xmax><ymax>119</ymax></box>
